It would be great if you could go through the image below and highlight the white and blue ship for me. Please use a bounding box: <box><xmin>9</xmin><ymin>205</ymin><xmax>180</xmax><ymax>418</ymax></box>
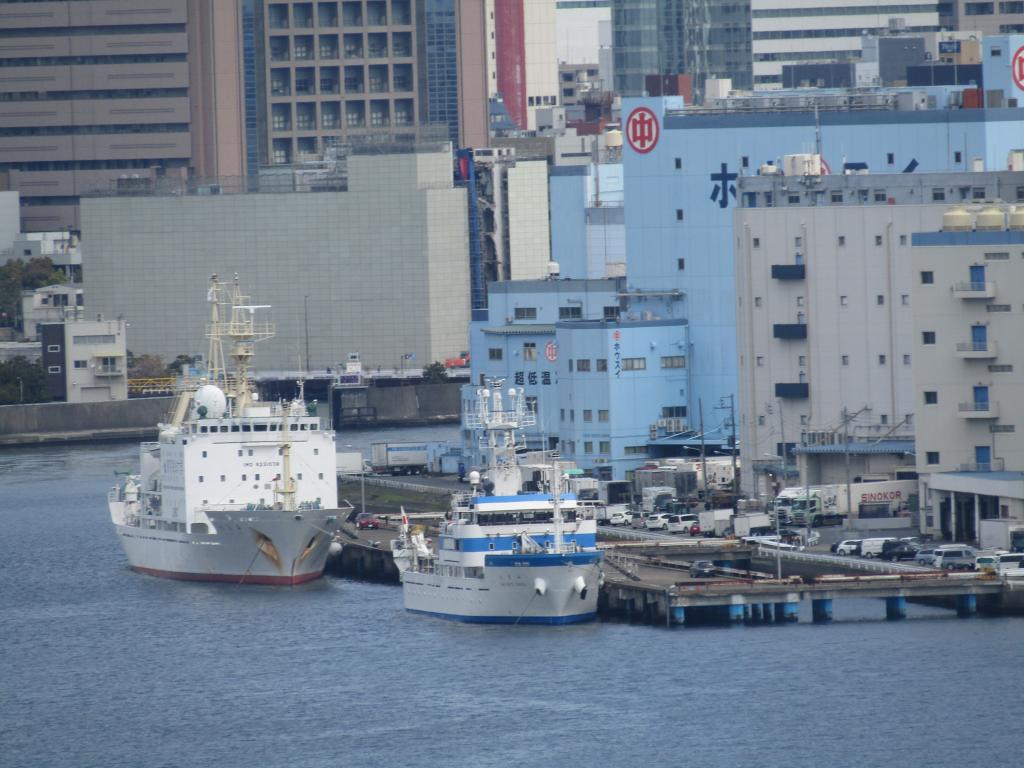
<box><xmin>392</xmin><ymin>384</ymin><xmax>603</xmax><ymax>624</ymax></box>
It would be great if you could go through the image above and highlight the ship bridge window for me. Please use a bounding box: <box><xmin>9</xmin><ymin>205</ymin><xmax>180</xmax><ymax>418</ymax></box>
<box><xmin>242</xmin><ymin>424</ymin><xmax>251</xmax><ymax>432</ymax></box>
<box><xmin>290</xmin><ymin>424</ymin><xmax>298</xmax><ymax>431</ymax></box>
<box><xmin>270</xmin><ymin>424</ymin><xmax>279</xmax><ymax>431</ymax></box>
<box><xmin>254</xmin><ymin>424</ymin><xmax>268</xmax><ymax>432</ymax></box>
<box><xmin>301</xmin><ymin>424</ymin><xmax>309</xmax><ymax>430</ymax></box>
<box><xmin>231</xmin><ymin>425</ymin><xmax>240</xmax><ymax>432</ymax></box>
<box><xmin>220</xmin><ymin>426</ymin><xmax>228</xmax><ymax>433</ymax></box>
<box><xmin>200</xmin><ymin>426</ymin><xmax>208</xmax><ymax>433</ymax></box>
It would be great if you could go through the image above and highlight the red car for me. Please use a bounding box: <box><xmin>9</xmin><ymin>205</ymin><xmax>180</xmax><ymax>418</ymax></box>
<box><xmin>355</xmin><ymin>513</ymin><xmax>382</xmax><ymax>530</ymax></box>
<box><xmin>689</xmin><ymin>523</ymin><xmax>702</xmax><ymax>536</ymax></box>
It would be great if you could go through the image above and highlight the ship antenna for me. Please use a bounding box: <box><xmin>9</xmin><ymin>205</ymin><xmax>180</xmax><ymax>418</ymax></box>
<box><xmin>274</xmin><ymin>399</ymin><xmax>297</xmax><ymax>512</ymax></box>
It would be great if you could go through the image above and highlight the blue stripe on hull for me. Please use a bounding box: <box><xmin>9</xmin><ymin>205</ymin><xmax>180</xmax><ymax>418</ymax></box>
<box><xmin>407</xmin><ymin>608</ymin><xmax>597</xmax><ymax>625</ymax></box>
<box><xmin>484</xmin><ymin>551</ymin><xmax>603</xmax><ymax>567</ymax></box>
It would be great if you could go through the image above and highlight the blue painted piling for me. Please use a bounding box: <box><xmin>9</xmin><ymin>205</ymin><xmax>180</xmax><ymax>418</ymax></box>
<box><xmin>885</xmin><ymin>596</ymin><xmax>907</xmax><ymax>620</ymax></box>
<box><xmin>812</xmin><ymin>598</ymin><xmax>833</xmax><ymax>623</ymax></box>
<box><xmin>956</xmin><ymin>594</ymin><xmax>977</xmax><ymax>617</ymax></box>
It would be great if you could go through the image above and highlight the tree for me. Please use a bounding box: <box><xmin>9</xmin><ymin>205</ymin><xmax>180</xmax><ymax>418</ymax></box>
<box><xmin>422</xmin><ymin>361</ymin><xmax>448</xmax><ymax>383</ymax></box>
<box><xmin>128</xmin><ymin>354</ymin><xmax>167</xmax><ymax>378</ymax></box>
<box><xmin>0</xmin><ymin>356</ymin><xmax>49</xmax><ymax>404</ymax></box>
<box><xmin>0</xmin><ymin>257</ymin><xmax>68</xmax><ymax>331</ymax></box>
<box><xmin>167</xmin><ymin>354</ymin><xmax>198</xmax><ymax>375</ymax></box>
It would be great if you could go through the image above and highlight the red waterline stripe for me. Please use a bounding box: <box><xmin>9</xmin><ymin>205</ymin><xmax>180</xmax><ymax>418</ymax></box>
<box><xmin>131</xmin><ymin>565</ymin><xmax>323</xmax><ymax>586</ymax></box>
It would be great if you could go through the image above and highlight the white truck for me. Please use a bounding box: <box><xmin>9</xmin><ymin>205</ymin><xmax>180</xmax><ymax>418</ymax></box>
<box><xmin>698</xmin><ymin>508</ymin><xmax>733</xmax><ymax>536</ymax></box>
<box><xmin>733</xmin><ymin>512</ymin><xmax>773</xmax><ymax>538</ymax></box>
<box><xmin>979</xmin><ymin>519</ymin><xmax>1024</xmax><ymax>553</ymax></box>
<box><xmin>773</xmin><ymin>479</ymin><xmax>916</xmax><ymax>526</ymax></box>
<box><xmin>370</xmin><ymin>442</ymin><xmax>430</xmax><ymax>475</ymax></box>
<box><xmin>641</xmin><ymin>486</ymin><xmax>676</xmax><ymax>514</ymax></box>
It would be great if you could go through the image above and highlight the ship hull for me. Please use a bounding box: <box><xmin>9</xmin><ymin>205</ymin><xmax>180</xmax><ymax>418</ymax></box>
<box><xmin>114</xmin><ymin>508</ymin><xmax>342</xmax><ymax>585</ymax></box>
<box><xmin>400</xmin><ymin>552</ymin><xmax>602</xmax><ymax>624</ymax></box>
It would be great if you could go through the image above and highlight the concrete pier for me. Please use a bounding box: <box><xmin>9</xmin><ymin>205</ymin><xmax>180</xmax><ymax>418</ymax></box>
<box><xmin>812</xmin><ymin>598</ymin><xmax>833</xmax><ymax>623</ymax></box>
<box><xmin>885</xmin><ymin>596</ymin><xmax>908</xmax><ymax>620</ymax></box>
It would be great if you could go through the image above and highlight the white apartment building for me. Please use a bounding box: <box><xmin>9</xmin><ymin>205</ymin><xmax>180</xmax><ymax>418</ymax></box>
<box><xmin>21</xmin><ymin>284</ymin><xmax>83</xmax><ymax>341</ymax></box>
<box><xmin>911</xmin><ymin>205</ymin><xmax>1024</xmax><ymax>545</ymax></box>
<box><xmin>734</xmin><ymin>167</ymin><xmax>1024</xmax><ymax>504</ymax></box>
<box><xmin>751</xmin><ymin>0</ymin><xmax>940</xmax><ymax>89</ymax></box>
<box><xmin>41</xmin><ymin>311</ymin><xmax>128</xmax><ymax>403</ymax></box>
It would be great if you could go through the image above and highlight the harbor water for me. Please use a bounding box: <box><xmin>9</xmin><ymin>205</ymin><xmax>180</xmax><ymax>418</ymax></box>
<box><xmin>2</xmin><ymin>435</ymin><xmax>1023</xmax><ymax>768</ymax></box>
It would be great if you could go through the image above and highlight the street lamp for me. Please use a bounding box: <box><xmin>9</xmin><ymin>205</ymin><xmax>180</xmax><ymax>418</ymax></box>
<box><xmin>17</xmin><ymin>376</ymin><xmax>23</xmax><ymax>403</ymax></box>
<box><xmin>303</xmin><ymin>295</ymin><xmax>311</xmax><ymax>373</ymax></box>
<box><xmin>763</xmin><ymin>452</ymin><xmax>784</xmax><ymax>579</ymax></box>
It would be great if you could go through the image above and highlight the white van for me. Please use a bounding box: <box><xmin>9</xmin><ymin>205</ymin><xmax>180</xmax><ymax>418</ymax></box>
<box><xmin>932</xmin><ymin>547</ymin><xmax>976</xmax><ymax>570</ymax></box>
<box><xmin>860</xmin><ymin>537</ymin><xmax>897</xmax><ymax>558</ymax></box>
<box><xmin>996</xmin><ymin>553</ymin><xmax>1024</xmax><ymax>575</ymax></box>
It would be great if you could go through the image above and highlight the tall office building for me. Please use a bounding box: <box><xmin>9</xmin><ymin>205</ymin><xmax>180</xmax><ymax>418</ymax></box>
<box><xmin>941</xmin><ymin>2</ymin><xmax>1024</xmax><ymax>35</ymax></box>
<box><xmin>611</xmin><ymin>0</ymin><xmax>751</xmax><ymax>99</ymax></box>
<box><xmin>751</xmin><ymin>0</ymin><xmax>940</xmax><ymax>89</ymax></box>
<box><xmin>0</xmin><ymin>0</ymin><xmax>247</xmax><ymax>233</ymax></box>
<box><xmin>253</xmin><ymin>0</ymin><xmax>488</xmax><ymax>160</ymax></box>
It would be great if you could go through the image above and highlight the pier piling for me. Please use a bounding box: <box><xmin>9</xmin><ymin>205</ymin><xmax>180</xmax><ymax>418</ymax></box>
<box><xmin>885</xmin><ymin>596</ymin><xmax>907</xmax><ymax>620</ymax></box>
<box><xmin>956</xmin><ymin>594</ymin><xmax>977</xmax><ymax>617</ymax></box>
<box><xmin>812</xmin><ymin>598</ymin><xmax>833</xmax><ymax>623</ymax></box>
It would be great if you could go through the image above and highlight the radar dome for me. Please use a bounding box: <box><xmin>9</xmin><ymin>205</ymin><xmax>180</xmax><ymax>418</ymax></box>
<box><xmin>193</xmin><ymin>384</ymin><xmax>227</xmax><ymax>419</ymax></box>
<box><xmin>468</xmin><ymin>470</ymin><xmax>481</xmax><ymax>486</ymax></box>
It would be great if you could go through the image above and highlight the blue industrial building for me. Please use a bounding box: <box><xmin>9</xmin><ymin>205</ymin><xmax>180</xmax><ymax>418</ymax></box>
<box><xmin>466</xmin><ymin>35</ymin><xmax>1024</xmax><ymax>480</ymax></box>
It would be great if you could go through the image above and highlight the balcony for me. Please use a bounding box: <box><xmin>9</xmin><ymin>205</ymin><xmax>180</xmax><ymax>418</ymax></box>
<box><xmin>773</xmin><ymin>323</ymin><xmax>807</xmax><ymax>340</ymax></box>
<box><xmin>952</xmin><ymin>281</ymin><xmax>996</xmax><ymax>299</ymax></box>
<box><xmin>958</xmin><ymin>458</ymin><xmax>1005</xmax><ymax>472</ymax></box>
<box><xmin>93</xmin><ymin>366</ymin><xmax>124</xmax><ymax>377</ymax></box>
<box><xmin>958</xmin><ymin>401</ymin><xmax>999</xmax><ymax>419</ymax></box>
<box><xmin>955</xmin><ymin>341</ymin><xmax>997</xmax><ymax>359</ymax></box>
<box><xmin>771</xmin><ymin>264</ymin><xmax>805</xmax><ymax>280</ymax></box>
<box><xmin>775</xmin><ymin>382</ymin><xmax>809</xmax><ymax>399</ymax></box>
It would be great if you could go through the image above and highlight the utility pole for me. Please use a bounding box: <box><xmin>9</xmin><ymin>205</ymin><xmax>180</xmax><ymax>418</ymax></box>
<box><xmin>727</xmin><ymin>394</ymin><xmax>737</xmax><ymax>512</ymax></box>
<box><xmin>698</xmin><ymin>398</ymin><xmax>707</xmax><ymax>502</ymax></box>
<box><xmin>843</xmin><ymin>406</ymin><xmax>852</xmax><ymax>532</ymax></box>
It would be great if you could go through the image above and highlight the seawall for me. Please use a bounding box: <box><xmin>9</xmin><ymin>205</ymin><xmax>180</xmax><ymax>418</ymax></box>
<box><xmin>0</xmin><ymin>397</ymin><xmax>174</xmax><ymax>447</ymax></box>
<box><xmin>332</xmin><ymin>381</ymin><xmax>461</xmax><ymax>427</ymax></box>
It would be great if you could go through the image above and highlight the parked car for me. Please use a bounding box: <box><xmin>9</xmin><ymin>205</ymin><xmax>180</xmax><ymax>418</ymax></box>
<box><xmin>881</xmin><ymin>542</ymin><xmax>920</xmax><ymax>561</ymax></box>
<box><xmin>607</xmin><ymin>510</ymin><xmax>631</xmax><ymax>526</ymax></box>
<box><xmin>915</xmin><ymin>548</ymin><xmax>938</xmax><ymax>566</ymax></box>
<box><xmin>645</xmin><ymin>513</ymin><xmax>671</xmax><ymax>531</ymax></box>
<box><xmin>811</xmin><ymin>513</ymin><xmax>846</xmax><ymax>527</ymax></box>
<box><xmin>355</xmin><ymin>513</ymin><xmax>382</xmax><ymax>530</ymax></box>
<box><xmin>630</xmin><ymin>512</ymin><xmax>648</xmax><ymax>529</ymax></box>
<box><xmin>860</xmin><ymin>537</ymin><xmax>898</xmax><ymax>558</ymax></box>
<box><xmin>996</xmin><ymin>553</ymin><xmax>1024</xmax><ymax>575</ymax></box>
<box><xmin>975</xmin><ymin>554</ymin><xmax>1000</xmax><ymax>574</ymax></box>
<box><xmin>689</xmin><ymin>560</ymin><xmax>716</xmax><ymax>578</ymax></box>
<box><xmin>689</xmin><ymin>523</ymin><xmax>702</xmax><ymax>536</ymax></box>
<box><xmin>835</xmin><ymin>539</ymin><xmax>862</xmax><ymax>556</ymax></box>
<box><xmin>932</xmin><ymin>547</ymin><xmax>976</xmax><ymax>570</ymax></box>
<box><xmin>666</xmin><ymin>513</ymin><xmax>699</xmax><ymax>534</ymax></box>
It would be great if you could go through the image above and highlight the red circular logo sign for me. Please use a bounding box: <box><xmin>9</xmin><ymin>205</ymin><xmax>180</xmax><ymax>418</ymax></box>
<box><xmin>544</xmin><ymin>341</ymin><xmax>558</xmax><ymax>363</ymax></box>
<box><xmin>626</xmin><ymin>106</ymin><xmax>659</xmax><ymax>154</ymax></box>
<box><xmin>1013</xmin><ymin>45</ymin><xmax>1024</xmax><ymax>92</ymax></box>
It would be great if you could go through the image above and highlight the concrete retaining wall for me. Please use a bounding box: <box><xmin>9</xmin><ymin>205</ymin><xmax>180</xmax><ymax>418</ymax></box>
<box><xmin>335</xmin><ymin>381</ymin><xmax>461</xmax><ymax>426</ymax></box>
<box><xmin>0</xmin><ymin>396</ymin><xmax>174</xmax><ymax>444</ymax></box>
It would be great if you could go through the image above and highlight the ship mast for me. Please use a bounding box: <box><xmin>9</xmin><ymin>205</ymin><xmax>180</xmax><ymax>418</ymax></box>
<box><xmin>551</xmin><ymin>461</ymin><xmax>565</xmax><ymax>554</ymax></box>
<box><xmin>274</xmin><ymin>402</ymin><xmax>298</xmax><ymax>512</ymax></box>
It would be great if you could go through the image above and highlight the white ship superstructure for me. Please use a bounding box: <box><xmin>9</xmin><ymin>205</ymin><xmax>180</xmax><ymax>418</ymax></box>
<box><xmin>109</xmin><ymin>275</ymin><xmax>346</xmax><ymax>585</ymax></box>
<box><xmin>392</xmin><ymin>384</ymin><xmax>603</xmax><ymax>623</ymax></box>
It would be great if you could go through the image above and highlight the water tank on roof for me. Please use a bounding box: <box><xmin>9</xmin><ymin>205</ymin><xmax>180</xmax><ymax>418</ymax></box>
<box><xmin>942</xmin><ymin>207</ymin><xmax>972</xmax><ymax>232</ymax></box>
<box><xmin>605</xmin><ymin>130</ymin><xmax>622</xmax><ymax>148</ymax></box>
<box><xmin>1008</xmin><ymin>207</ymin><xmax>1024</xmax><ymax>230</ymax></box>
<box><xmin>974</xmin><ymin>206</ymin><xmax>1005</xmax><ymax>231</ymax></box>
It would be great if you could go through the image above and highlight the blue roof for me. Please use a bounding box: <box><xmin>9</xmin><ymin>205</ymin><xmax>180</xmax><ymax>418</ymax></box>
<box><xmin>476</xmin><ymin>493</ymin><xmax>577</xmax><ymax>504</ymax></box>
<box><xmin>794</xmin><ymin>440</ymin><xmax>914</xmax><ymax>456</ymax></box>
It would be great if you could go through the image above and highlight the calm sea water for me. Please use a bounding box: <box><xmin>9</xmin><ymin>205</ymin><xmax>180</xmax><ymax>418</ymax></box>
<box><xmin>2</xmin><ymin>436</ymin><xmax>1022</xmax><ymax>768</ymax></box>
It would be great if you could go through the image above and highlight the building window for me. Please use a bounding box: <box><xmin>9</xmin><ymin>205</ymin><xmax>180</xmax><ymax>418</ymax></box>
<box><xmin>525</xmin><ymin>396</ymin><xmax>537</xmax><ymax>413</ymax></box>
<box><xmin>47</xmin><ymin>344</ymin><xmax>61</xmax><ymax>353</ymax></box>
<box><xmin>73</xmin><ymin>360</ymin><xmax>87</xmax><ymax>369</ymax></box>
<box><xmin>875</xmin><ymin>235</ymin><xmax>883</xmax><ymax>246</ymax></box>
<box><xmin>569</xmin><ymin>409</ymin><xmax>574</xmax><ymax>422</ymax></box>
<box><xmin>489</xmin><ymin>348</ymin><xmax>503</xmax><ymax>361</ymax></box>
<box><xmin>514</xmin><ymin>307</ymin><xmax>537</xmax><ymax>320</ymax></box>
<box><xmin>560</xmin><ymin>408</ymin><xmax>564</xmax><ymax>421</ymax></box>
<box><xmin>752</xmin><ymin>238</ymin><xmax>760</xmax><ymax>248</ymax></box>
<box><xmin>220</xmin><ymin>475</ymin><xmax>226</xmax><ymax>482</ymax></box>
<box><xmin>599</xmin><ymin>441</ymin><xmax>611</xmax><ymax>454</ymax></box>
<box><xmin>954</xmin><ymin>151</ymin><xmax>962</xmax><ymax>163</ymax></box>
<box><xmin>624</xmin><ymin>445</ymin><xmax>647</xmax><ymax>456</ymax></box>
<box><xmin>576</xmin><ymin>359</ymin><xmax>591</xmax><ymax>371</ymax></box>
<box><xmin>756</xmin><ymin>356</ymin><xmax>764</xmax><ymax>366</ymax></box>
<box><xmin>583</xmin><ymin>441</ymin><xmax>593</xmax><ymax>454</ymax></box>
<box><xmin>887</xmin><ymin>153</ymin><xmax>894</xmax><ymax>165</ymax></box>
<box><xmin>901</xmin><ymin>294</ymin><xmax>910</xmax><ymax>305</ymax></box>
<box><xmin>568</xmin><ymin>359</ymin><xmax>573</xmax><ymax>372</ymax></box>
<box><xmin>198</xmin><ymin>476</ymin><xmax>204</xmax><ymax>483</ymax></box>
<box><xmin>838</xmin><ymin>236</ymin><xmax>846</xmax><ymax>246</ymax></box>
<box><xmin>922</xmin><ymin>331</ymin><xmax>936</xmax><ymax>345</ymax></box>
<box><xmin>924</xmin><ymin>391</ymin><xmax>938</xmax><ymax>405</ymax></box>
<box><xmin>932</xmin><ymin>188</ymin><xmax>945</xmax><ymax>201</ymax></box>
<box><xmin>558</xmin><ymin>306</ymin><xmax>582</xmax><ymax>320</ymax></box>
<box><xmin>920</xmin><ymin>271</ymin><xmax>934</xmax><ymax>284</ymax></box>
<box><xmin>583</xmin><ymin>409</ymin><xmax>593</xmax><ymax>422</ymax></box>
<box><xmin>840</xmin><ymin>295</ymin><xmax>848</xmax><ymax>306</ymax></box>
<box><xmin>675</xmin><ymin>158</ymin><xmax>682</xmax><ymax>169</ymax></box>
<box><xmin>800</xmin><ymin>415</ymin><xmax>808</xmax><ymax>425</ymax></box>
<box><xmin>880</xmin><ymin>415</ymin><xmax>888</xmax><ymax>426</ymax></box>
<box><xmin>831</xmin><ymin>191</ymin><xmax>842</xmax><ymax>203</ymax></box>
<box><xmin>899</xmin><ymin>235</ymin><xmax>907</xmax><ymax>246</ymax></box>
<box><xmin>596</xmin><ymin>358</ymin><xmax>607</xmax><ymax>372</ymax></box>
<box><xmin>523</xmin><ymin>343</ymin><xmax>537</xmax><ymax>361</ymax></box>
<box><xmin>903</xmin><ymin>354</ymin><xmax>911</xmax><ymax>365</ymax></box>
<box><xmin>841</xmin><ymin>355</ymin><xmax>849</xmax><ymax>366</ymax></box>
<box><xmin>794</xmin><ymin>236</ymin><xmax>802</xmax><ymax>247</ymax></box>
<box><xmin>754</xmin><ymin>297</ymin><xmax>762</xmax><ymax>307</ymax></box>
<box><xmin>796</xmin><ymin>296</ymin><xmax>804</xmax><ymax>307</ymax></box>
<box><xmin>758</xmin><ymin>415</ymin><xmax>765</xmax><ymax>425</ymax></box>
<box><xmin>877</xmin><ymin>295</ymin><xmax>885</xmax><ymax>305</ymax></box>
<box><xmin>660</xmin><ymin>356</ymin><xmax>685</xmax><ymax>369</ymax></box>
<box><xmin>879</xmin><ymin>354</ymin><xmax>887</xmax><ymax>365</ymax></box>
<box><xmin>788</xmin><ymin>195</ymin><xmax>800</xmax><ymax>204</ymax></box>
<box><xmin>926</xmin><ymin>451</ymin><xmax>940</xmax><ymax>465</ymax></box>
<box><xmin>676</xmin><ymin>209</ymin><xmax>684</xmax><ymax>221</ymax></box>
<box><xmin>47</xmin><ymin>365</ymin><xmax>61</xmax><ymax>374</ymax></box>
<box><xmin>603</xmin><ymin>306</ymin><xmax>620</xmax><ymax>321</ymax></box>
<box><xmin>598</xmin><ymin>409</ymin><xmax>609</xmax><ymax>422</ymax></box>
<box><xmin>677</xmin><ymin>258</ymin><xmax>685</xmax><ymax>271</ymax></box>
<box><xmin>798</xmin><ymin>355</ymin><xmax>806</xmax><ymax>366</ymax></box>
<box><xmin>621</xmin><ymin>357</ymin><xmax>646</xmax><ymax>371</ymax></box>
